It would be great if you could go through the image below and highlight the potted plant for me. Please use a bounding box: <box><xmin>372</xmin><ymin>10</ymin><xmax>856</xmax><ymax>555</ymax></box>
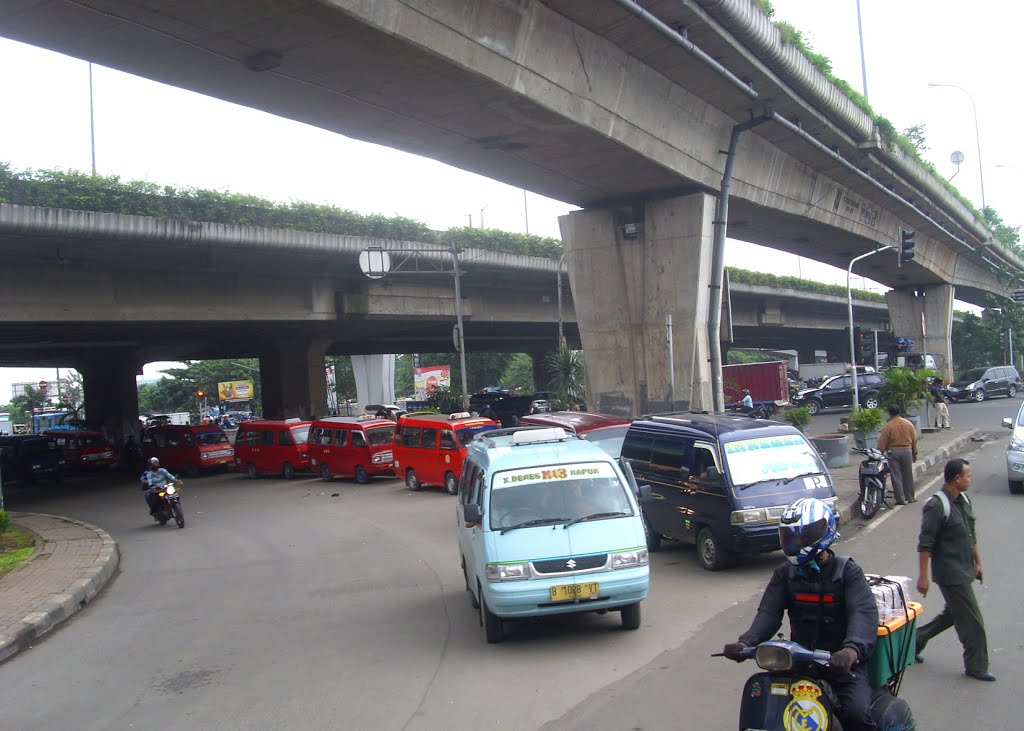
<box><xmin>847</xmin><ymin>406</ymin><xmax>885</xmax><ymax>450</ymax></box>
<box><xmin>879</xmin><ymin>366</ymin><xmax>937</xmax><ymax>434</ymax></box>
<box><xmin>783</xmin><ymin>406</ymin><xmax>813</xmax><ymax>432</ymax></box>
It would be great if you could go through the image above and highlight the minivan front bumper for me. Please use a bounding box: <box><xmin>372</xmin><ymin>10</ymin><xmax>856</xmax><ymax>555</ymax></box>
<box><xmin>484</xmin><ymin>566</ymin><xmax>649</xmax><ymax>618</ymax></box>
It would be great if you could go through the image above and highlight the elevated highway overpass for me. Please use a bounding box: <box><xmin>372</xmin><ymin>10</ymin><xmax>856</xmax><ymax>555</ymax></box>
<box><xmin>4</xmin><ymin>0</ymin><xmax>1017</xmax><ymax>414</ymax></box>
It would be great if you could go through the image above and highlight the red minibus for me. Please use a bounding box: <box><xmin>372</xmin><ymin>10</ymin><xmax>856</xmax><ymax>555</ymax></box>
<box><xmin>42</xmin><ymin>429</ymin><xmax>116</xmax><ymax>471</ymax></box>
<box><xmin>518</xmin><ymin>411</ymin><xmax>632</xmax><ymax>458</ymax></box>
<box><xmin>393</xmin><ymin>412</ymin><xmax>498</xmax><ymax>494</ymax></box>
<box><xmin>233</xmin><ymin>419</ymin><xmax>311</xmax><ymax>479</ymax></box>
<box><xmin>308</xmin><ymin>415</ymin><xmax>396</xmax><ymax>483</ymax></box>
<box><xmin>142</xmin><ymin>424</ymin><xmax>234</xmax><ymax>476</ymax></box>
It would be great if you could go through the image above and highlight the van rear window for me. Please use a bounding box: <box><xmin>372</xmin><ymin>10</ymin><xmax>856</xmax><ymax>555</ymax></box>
<box><xmin>455</xmin><ymin>424</ymin><xmax>498</xmax><ymax>445</ymax></box>
<box><xmin>365</xmin><ymin>426</ymin><xmax>395</xmax><ymax>446</ymax></box>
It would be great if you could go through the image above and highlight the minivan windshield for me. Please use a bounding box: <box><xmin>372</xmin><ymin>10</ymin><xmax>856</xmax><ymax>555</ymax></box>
<box><xmin>488</xmin><ymin>461</ymin><xmax>633</xmax><ymax>532</ymax></box>
<box><xmin>959</xmin><ymin>368</ymin><xmax>987</xmax><ymax>383</ymax></box>
<box><xmin>723</xmin><ymin>434</ymin><xmax>827</xmax><ymax>490</ymax></box>
<box><xmin>195</xmin><ymin>430</ymin><xmax>229</xmax><ymax>446</ymax></box>
<box><xmin>365</xmin><ymin>426</ymin><xmax>395</xmax><ymax>447</ymax></box>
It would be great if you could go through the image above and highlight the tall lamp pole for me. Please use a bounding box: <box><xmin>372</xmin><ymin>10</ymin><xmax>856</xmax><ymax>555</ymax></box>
<box><xmin>855</xmin><ymin>0</ymin><xmax>869</xmax><ymax>99</ymax></box>
<box><xmin>929</xmin><ymin>82</ymin><xmax>986</xmax><ymax>211</ymax></box>
<box><xmin>848</xmin><ymin>246</ymin><xmax>894</xmax><ymax>408</ymax></box>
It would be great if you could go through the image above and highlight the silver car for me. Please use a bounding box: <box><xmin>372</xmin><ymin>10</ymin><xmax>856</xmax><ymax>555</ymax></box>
<box><xmin>1002</xmin><ymin>404</ymin><xmax>1024</xmax><ymax>494</ymax></box>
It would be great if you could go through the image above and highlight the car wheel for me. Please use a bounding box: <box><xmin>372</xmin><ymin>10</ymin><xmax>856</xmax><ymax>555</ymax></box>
<box><xmin>805</xmin><ymin>400</ymin><xmax>822</xmax><ymax>416</ymax></box>
<box><xmin>1009</xmin><ymin>385</ymin><xmax>1018</xmax><ymax>398</ymax></box>
<box><xmin>1010</xmin><ymin>479</ymin><xmax>1024</xmax><ymax>495</ymax></box>
<box><xmin>973</xmin><ymin>389</ymin><xmax>986</xmax><ymax>402</ymax></box>
<box><xmin>697</xmin><ymin>527</ymin><xmax>731</xmax><ymax>571</ymax></box>
<box><xmin>863</xmin><ymin>394</ymin><xmax>880</xmax><ymax>409</ymax></box>
<box><xmin>246</xmin><ymin>462</ymin><xmax>258</xmax><ymax>480</ymax></box>
<box><xmin>355</xmin><ymin>465</ymin><xmax>370</xmax><ymax>485</ymax></box>
<box><xmin>282</xmin><ymin>462</ymin><xmax>295</xmax><ymax>480</ymax></box>
<box><xmin>406</xmin><ymin>469</ymin><xmax>421</xmax><ymax>491</ymax></box>
<box><xmin>644</xmin><ymin>517</ymin><xmax>662</xmax><ymax>552</ymax></box>
<box><xmin>620</xmin><ymin>602</ymin><xmax>642</xmax><ymax>630</ymax></box>
<box><xmin>319</xmin><ymin>463</ymin><xmax>333</xmax><ymax>482</ymax></box>
<box><xmin>444</xmin><ymin>471</ymin><xmax>458</xmax><ymax>495</ymax></box>
<box><xmin>479</xmin><ymin>583</ymin><xmax>503</xmax><ymax>643</ymax></box>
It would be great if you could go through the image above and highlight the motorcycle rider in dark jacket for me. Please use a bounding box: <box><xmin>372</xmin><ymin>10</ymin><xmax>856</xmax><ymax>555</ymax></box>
<box><xmin>722</xmin><ymin>497</ymin><xmax>879</xmax><ymax>730</ymax></box>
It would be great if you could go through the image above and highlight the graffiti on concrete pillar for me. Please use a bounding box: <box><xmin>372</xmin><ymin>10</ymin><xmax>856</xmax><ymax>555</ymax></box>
<box><xmin>832</xmin><ymin>189</ymin><xmax>880</xmax><ymax>228</ymax></box>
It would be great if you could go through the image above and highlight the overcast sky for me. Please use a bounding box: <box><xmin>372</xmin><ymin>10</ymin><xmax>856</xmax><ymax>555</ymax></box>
<box><xmin>0</xmin><ymin>0</ymin><xmax>1019</xmax><ymax>401</ymax></box>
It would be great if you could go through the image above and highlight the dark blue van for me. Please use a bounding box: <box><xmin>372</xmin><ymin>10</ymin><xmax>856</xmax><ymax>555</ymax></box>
<box><xmin>621</xmin><ymin>414</ymin><xmax>837</xmax><ymax>571</ymax></box>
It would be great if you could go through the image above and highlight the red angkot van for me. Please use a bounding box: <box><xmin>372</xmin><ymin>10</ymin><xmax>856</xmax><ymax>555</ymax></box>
<box><xmin>393</xmin><ymin>412</ymin><xmax>498</xmax><ymax>494</ymax></box>
<box><xmin>42</xmin><ymin>429</ymin><xmax>116</xmax><ymax>471</ymax></box>
<box><xmin>518</xmin><ymin>411</ymin><xmax>632</xmax><ymax>459</ymax></box>
<box><xmin>308</xmin><ymin>415</ymin><xmax>396</xmax><ymax>483</ymax></box>
<box><xmin>233</xmin><ymin>419</ymin><xmax>311</xmax><ymax>479</ymax></box>
<box><xmin>142</xmin><ymin>424</ymin><xmax>235</xmax><ymax>476</ymax></box>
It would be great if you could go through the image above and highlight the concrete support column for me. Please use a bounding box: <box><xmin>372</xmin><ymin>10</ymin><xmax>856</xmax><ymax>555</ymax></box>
<box><xmin>79</xmin><ymin>355</ymin><xmax>142</xmax><ymax>443</ymax></box>
<box><xmin>559</xmin><ymin>193</ymin><xmax>715</xmax><ymax>417</ymax></box>
<box><xmin>352</xmin><ymin>354</ymin><xmax>396</xmax><ymax>409</ymax></box>
<box><xmin>885</xmin><ymin>285</ymin><xmax>955</xmax><ymax>382</ymax></box>
<box><xmin>259</xmin><ymin>339</ymin><xmax>329</xmax><ymax>420</ymax></box>
<box><xmin>529</xmin><ymin>351</ymin><xmax>547</xmax><ymax>394</ymax></box>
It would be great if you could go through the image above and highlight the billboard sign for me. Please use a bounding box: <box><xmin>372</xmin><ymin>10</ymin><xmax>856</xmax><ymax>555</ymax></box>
<box><xmin>218</xmin><ymin>379</ymin><xmax>255</xmax><ymax>402</ymax></box>
<box><xmin>413</xmin><ymin>365</ymin><xmax>450</xmax><ymax>400</ymax></box>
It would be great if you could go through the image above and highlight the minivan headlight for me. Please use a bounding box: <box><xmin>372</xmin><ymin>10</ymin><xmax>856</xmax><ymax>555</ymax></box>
<box><xmin>486</xmin><ymin>562</ymin><xmax>530</xmax><ymax>581</ymax></box>
<box><xmin>610</xmin><ymin>549</ymin><xmax>649</xmax><ymax>569</ymax></box>
<box><xmin>731</xmin><ymin>508</ymin><xmax>769</xmax><ymax>525</ymax></box>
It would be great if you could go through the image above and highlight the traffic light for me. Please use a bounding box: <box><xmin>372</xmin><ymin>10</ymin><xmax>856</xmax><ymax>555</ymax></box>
<box><xmin>1000</xmin><ymin>332</ymin><xmax>1008</xmax><ymax>347</ymax></box>
<box><xmin>196</xmin><ymin>389</ymin><xmax>206</xmax><ymax>399</ymax></box>
<box><xmin>899</xmin><ymin>229</ymin><xmax>916</xmax><ymax>265</ymax></box>
<box><xmin>857</xmin><ymin>329</ymin><xmax>875</xmax><ymax>365</ymax></box>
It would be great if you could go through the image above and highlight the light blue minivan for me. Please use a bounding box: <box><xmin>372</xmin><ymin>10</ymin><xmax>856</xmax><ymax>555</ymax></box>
<box><xmin>456</xmin><ymin>427</ymin><xmax>650</xmax><ymax>643</ymax></box>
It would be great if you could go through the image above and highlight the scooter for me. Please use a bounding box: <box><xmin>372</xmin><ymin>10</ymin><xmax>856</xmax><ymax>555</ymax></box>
<box><xmin>854</xmin><ymin>446</ymin><xmax>891</xmax><ymax>519</ymax></box>
<box><xmin>150</xmin><ymin>480</ymin><xmax>186</xmax><ymax>528</ymax></box>
<box><xmin>715</xmin><ymin>638</ymin><xmax>915</xmax><ymax>730</ymax></box>
<box><xmin>726</xmin><ymin>402</ymin><xmax>774</xmax><ymax>420</ymax></box>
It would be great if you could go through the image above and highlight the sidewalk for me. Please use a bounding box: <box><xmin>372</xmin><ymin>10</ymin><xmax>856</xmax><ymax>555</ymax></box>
<box><xmin>811</xmin><ymin>426</ymin><xmax>984</xmax><ymax>525</ymax></box>
<box><xmin>0</xmin><ymin>514</ymin><xmax>119</xmax><ymax>663</ymax></box>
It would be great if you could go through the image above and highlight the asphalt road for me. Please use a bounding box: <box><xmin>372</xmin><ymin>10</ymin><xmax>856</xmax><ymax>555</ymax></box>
<box><xmin>1</xmin><ymin>434</ymin><xmax>1018</xmax><ymax>730</ymax></box>
<box><xmin>805</xmin><ymin>393</ymin><xmax>1021</xmax><ymax>435</ymax></box>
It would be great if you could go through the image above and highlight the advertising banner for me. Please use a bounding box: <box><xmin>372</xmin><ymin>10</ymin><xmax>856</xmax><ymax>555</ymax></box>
<box><xmin>413</xmin><ymin>365</ymin><xmax>450</xmax><ymax>400</ymax></box>
<box><xmin>218</xmin><ymin>379</ymin><xmax>255</xmax><ymax>402</ymax></box>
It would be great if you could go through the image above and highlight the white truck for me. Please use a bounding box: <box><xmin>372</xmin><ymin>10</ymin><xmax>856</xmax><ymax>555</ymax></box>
<box><xmin>145</xmin><ymin>412</ymin><xmax>191</xmax><ymax>428</ymax></box>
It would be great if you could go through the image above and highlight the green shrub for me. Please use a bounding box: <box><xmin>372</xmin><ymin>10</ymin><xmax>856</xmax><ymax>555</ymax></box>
<box><xmin>0</xmin><ymin>509</ymin><xmax>10</xmax><ymax>535</ymax></box>
<box><xmin>880</xmin><ymin>366</ymin><xmax>937</xmax><ymax>415</ymax></box>
<box><xmin>847</xmin><ymin>407</ymin><xmax>884</xmax><ymax>434</ymax></box>
<box><xmin>784</xmin><ymin>406</ymin><xmax>813</xmax><ymax>431</ymax></box>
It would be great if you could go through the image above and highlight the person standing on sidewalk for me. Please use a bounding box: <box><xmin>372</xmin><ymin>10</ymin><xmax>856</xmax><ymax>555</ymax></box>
<box><xmin>915</xmin><ymin>458</ymin><xmax>993</xmax><ymax>681</ymax></box>
<box><xmin>877</xmin><ymin>404</ymin><xmax>917</xmax><ymax>504</ymax></box>
<box><xmin>931</xmin><ymin>379</ymin><xmax>951</xmax><ymax>429</ymax></box>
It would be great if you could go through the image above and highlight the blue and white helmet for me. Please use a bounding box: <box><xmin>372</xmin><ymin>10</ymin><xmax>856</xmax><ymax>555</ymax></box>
<box><xmin>779</xmin><ymin>498</ymin><xmax>838</xmax><ymax>565</ymax></box>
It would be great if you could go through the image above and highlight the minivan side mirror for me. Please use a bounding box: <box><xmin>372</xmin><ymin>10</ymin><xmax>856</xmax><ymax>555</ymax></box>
<box><xmin>679</xmin><ymin>466</ymin><xmax>691</xmax><ymax>481</ymax></box>
<box><xmin>1002</xmin><ymin>417</ymin><xmax>1013</xmax><ymax>429</ymax></box>
<box><xmin>637</xmin><ymin>484</ymin><xmax>652</xmax><ymax>501</ymax></box>
<box><xmin>706</xmin><ymin>465</ymin><xmax>723</xmax><ymax>482</ymax></box>
<box><xmin>464</xmin><ymin>504</ymin><xmax>483</xmax><ymax>526</ymax></box>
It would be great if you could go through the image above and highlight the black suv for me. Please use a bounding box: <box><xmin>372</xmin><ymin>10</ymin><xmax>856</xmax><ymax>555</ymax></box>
<box><xmin>947</xmin><ymin>366</ymin><xmax>1021</xmax><ymax>402</ymax></box>
<box><xmin>791</xmin><ymin>373</ymin><xmax>884</xmax><ymax>415</ymax></box>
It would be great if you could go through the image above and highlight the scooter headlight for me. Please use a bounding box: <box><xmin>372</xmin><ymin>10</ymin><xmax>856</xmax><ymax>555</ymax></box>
<box><xmin>755</xmin><ymin>644</ymin><xmax>794</xmax><ymax>672</ymax></box>
<box><xmin>165</xmin><ymin>485</ymin><xmax>176</xmax><ymax>495</ymax></box>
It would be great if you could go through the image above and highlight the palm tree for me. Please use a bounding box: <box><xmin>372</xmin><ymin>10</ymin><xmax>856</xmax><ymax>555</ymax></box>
<box><xmin>544</xmin><ymin>346</ymin><xmax>585</xmax><ymax>410</ymax></box>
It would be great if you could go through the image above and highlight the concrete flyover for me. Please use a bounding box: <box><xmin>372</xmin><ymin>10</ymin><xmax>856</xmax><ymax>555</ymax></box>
<box><xmin>4</xmin><ymin>0</ymin><xmax>1021</xmax><ymax>412</ymax></box>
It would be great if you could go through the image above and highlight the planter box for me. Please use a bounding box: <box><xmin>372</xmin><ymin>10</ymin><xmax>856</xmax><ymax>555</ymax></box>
<box><xmin>810</xmin><ymin>434</ymin><xmax>850</xmax><ymax>468</ymax></box>
<box><xmin>853</xmin><ymin>430</ymin><xmax>881</xmax><ymax>450</ymax></box>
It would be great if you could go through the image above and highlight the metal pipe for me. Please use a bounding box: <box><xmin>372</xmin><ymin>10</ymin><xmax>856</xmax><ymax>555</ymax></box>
<box><xmin>666</xmin><ymin>314</ymin><xmax>675</xmax><ymax>409</ymax></box>
<box><xmin>856</xmin><ymin>0</ymin><xmax>869</xmax><ymax>100</ymax></box>
<box><xmin>610</xmin><ymin>0</ymin><xmax>757</xmax><ymax>100</ymax></box>
<box><xmin>929</xmin><ymin>83</ymin><xmax>986</xmax><ymax>211</ymax></box>
<box><xmin>709</xmin><ymin>115</ymin><xmax>772</xmax><ymax>413</ymax></box>
<box><xmin>557</xmin><ymin>253</ymin><xmax>565</xmax><ymax>347</ymax></box>
<box><xmin>88</xmin><ymin>63</ymin><xmax>97</xmax><ymax>176</ymax></box>
<box><xmin>451</xmin><ymin>243</ymin><xmax>470</xmax><ymax>410</ymax></box>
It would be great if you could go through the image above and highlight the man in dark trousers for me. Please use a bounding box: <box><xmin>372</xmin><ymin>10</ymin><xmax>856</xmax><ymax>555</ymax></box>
<box><xmin>877</xmin><ymin>404</ymin><xmax>918</xmax><ymax>504</ymax></box>
<box><xmin>722</xmin><ymin>498</ymin><xmax>879</xmax><ymax>730</ymax></box>
<box><xmin>915</xmin><ymin>458</ymin><xmax>994</xmax><ymax>681</ymax></box>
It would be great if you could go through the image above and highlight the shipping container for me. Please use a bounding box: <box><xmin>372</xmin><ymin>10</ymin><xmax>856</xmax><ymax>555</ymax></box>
<box><xmin>722</xmin><ymin>361</ymin><xmax>789</xmax><ymax>405</ymax></box>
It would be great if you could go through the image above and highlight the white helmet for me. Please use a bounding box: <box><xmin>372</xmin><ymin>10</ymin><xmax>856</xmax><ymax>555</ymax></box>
<box><xmin>149</xmin><ymin>457</ymin><xmax>160</xmax><ymax>467</ymax></box>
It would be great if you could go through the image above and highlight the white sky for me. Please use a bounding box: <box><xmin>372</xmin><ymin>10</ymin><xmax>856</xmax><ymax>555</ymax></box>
<box><xmin>1</xmin><ymin>0</ymin><xmax>1020</xmax><ymax>401</ymax></box>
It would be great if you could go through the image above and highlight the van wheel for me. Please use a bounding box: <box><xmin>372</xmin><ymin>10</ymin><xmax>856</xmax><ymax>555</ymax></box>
<box><xmin>697</xmin><ymin>527</ymin><xmax>731</xmax><ymax>571</ymax></box>
<box><xmin>184</xmin><ymin>463</ymin><xmax>199</xmax><ymax>478</ymax></box>
<box><xmin>1010</xmin><ymin>479</ymin><xmax>1024</xmax><ymax>495</ymax></box>
<box><xmin>973</xmin><ymin>389</ymin><xmax>986</xmax><ymax>402</ymax></box>
<box><xmin>444</xmin><ymin>471</ymin><xmax>458</xmax><ymax>495</ymax></box>
<box><xmin>406</xmin><ymin>469</ymin><xmax>422</xmax><ymax>491</ymax></box>
<box><xmin>479</xmin><ymin>584</ymin><xmax>503</xmax><ymax>643</ymax></box>
<box><xmin>319</xmin><ymin>464</ymin><xmax>333</xmax><ymax>482</ymax></box>
<box><xmin>1009</xmin><ymin>385</ymin><xmax>1018</xmax><ymax>398</ymax></box>
<box><xmin>246</xmin><ymin>463</ymin><xmax>258</xmax><ymax>480</ymax></box>
<box><xmin>354</xmin><ymin>465</ymin><xmax>370</xmax><ymax>484</ymax></box>
<box><xmin>282</xmin><ymin>462</ymin><xmax>295</xmax><ymax>480</ymax></box>
<box><xmin>863</xmin><ymin>394</ymin><xmax>880</xmax><ymax>409</ymax></box>
<box><xmin>805</xmin><ymin>400</ymin><xmax>822</xmax><ymax>416</ymax></box>
<box><xmin>644</xmin><ymin>517</ymin><xmax>662</xmax><ymax>552</ymax></box>
<box><xmin>620</xmin><ymin>603</ymin><xmax>642</xmax><ymax>630</ymax></box>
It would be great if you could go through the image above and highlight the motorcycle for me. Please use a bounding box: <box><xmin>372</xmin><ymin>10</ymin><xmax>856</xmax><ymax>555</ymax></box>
<box><xmin>715</xmin><ymin>638</ymin><xmax>915</xmax><ymax>730</ymax></box>
<box><xmin>149</xmin><ymin>480</ymin><xmax>186</xmax><ymax>528</ymax></box>
<box><xmin>726</xmin><ymin>402</ymin><xmax>774</xmax><ymax>420</ymax></box>
<box><xmin>854</xmin><ymin>446</ymin><xmax>891</xmax><ymax>519</ymax></box>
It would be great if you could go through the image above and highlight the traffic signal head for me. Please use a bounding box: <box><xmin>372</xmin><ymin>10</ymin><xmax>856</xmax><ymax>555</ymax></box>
<box><xmin>196</xmin><ymin>389</ymin><xmax>205</xmax><ymax>398</ymax></box>
<box><xmin>1000</xmin><ymin>332</ymin><xmax>1008</xmax><ymax>347</ymax></box>
<box><xmin>899</xmin><ymin>229</ymin><xmax>916</xmax><ymax>264</ymax></box>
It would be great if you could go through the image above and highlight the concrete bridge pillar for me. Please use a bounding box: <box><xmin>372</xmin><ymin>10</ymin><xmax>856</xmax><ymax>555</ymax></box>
<box><xmin>885</xmin><ymin>285</ymin><xmax>955</xmax><ymax>382</ymax></box>
<box><xmin>79</xmin><ymin>355</ymin><xmax>142</xmax><ymax>443</ymax></box>
<box><xmin>559</xmin><ymin>193</ymin><xmax>715</xmax><ymax>417</ymax></box>
<box><xmin>352</xmin><ymin>354</ymin><xmax>396</xmax><ymax>409</ymax></box>
<box><xmin>259</xmin><ymin>339</ymin><xmax>329</xmax><ymax>420</ymax></box>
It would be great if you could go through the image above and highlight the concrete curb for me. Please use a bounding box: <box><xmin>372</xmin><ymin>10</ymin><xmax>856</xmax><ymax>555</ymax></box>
<box><xmin>837</xmin><ymin>428</ymin><xmax>981</xmax><ymax>525</ymax></box>
<box><xmin>0</xmin><ymin>514</ymin><xmax>119</xmax><ymax>664</ymax></box>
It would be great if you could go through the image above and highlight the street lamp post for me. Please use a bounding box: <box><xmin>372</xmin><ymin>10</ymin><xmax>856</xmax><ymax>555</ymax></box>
<box><xmin>929</xmin><ymin>82</ymin><xmax>986</xmax><ymax>211</ymax></box>
<box><xmin>848</xmin><ymin>247</ymin><xmax>894</xmax><ymax>408</ymax></box>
